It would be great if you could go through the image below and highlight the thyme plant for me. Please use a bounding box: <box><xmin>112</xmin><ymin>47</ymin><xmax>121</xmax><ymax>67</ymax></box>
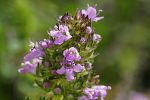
<box><xmin>18</xmin><ymin>5</ymin><xmax>111</xmax><ymax>100</ymax></box>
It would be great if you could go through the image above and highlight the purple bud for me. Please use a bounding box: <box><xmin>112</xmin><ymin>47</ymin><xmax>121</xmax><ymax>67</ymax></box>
<box><xmin>43</xmin><ymin>82</ymin><xmax>50</xmax><ymax>89</ymax></box>
<box><xmin>93</xmin><ymin>34</ymin><xmax>101</xmax><ymax>43</ymax></box>
<box><xmin>44</xmin><ymin>62</ymin><xmax>50</xmax><ymax>67</ymax></box>
<box><xmin>60</xmin><ymin>13</ymin><xmax>70</xmax><ymax>22</ymax></box>
<box><xmin>54</xmin><ymin>87</ymin><xmax>61</xmax><ymax>94</ymax></box>
<box><xmin>86</xmin><ymin>26</ymin><xmax>92</xmax><ymax>34</ymax></box>
<box><xmin>80</xmin><ymin>37</ymin><xmax>86</xmax><ymax>43</ymax></box>
<box><xmin>75</xmin><ymin>10</ymin><xmax>82</xmax><ymax>19</ymax></box>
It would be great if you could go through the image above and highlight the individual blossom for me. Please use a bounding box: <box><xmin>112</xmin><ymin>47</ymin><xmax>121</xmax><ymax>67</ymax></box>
<box><xmin>63</xmin><ymin>47</ymin><xmax>81</xmax><ymax>61</ymax></box>
<box><xmin>39</xmin><ymin>39</ymin><xmax>53</xmax><ymax>48</ymax></box>
<box><xmin>81</xmin><ymin>6</ymin><xmax>104</xmax><ymax>22</ymax></box>
<box><xmin>59</xmin><ymin>13</ymin><xmax>72</xmax><ymax>22</ymax></box>
<box><xmin>93</xmin><ymin>34</ymin><xmax>101</xmax><ymax>43</ymax></box>
<box><xmin>24</xmin><ymin>42</ymin><xmax>44</xmax><ymax>61</ymax></box>
<box><xmin>84</xmin><ymin>88</ymin><xmax>99</xmax><ymax>100</ymax></box>
<box><xmin>83</xmin><ymin>85</ymin><xmax>111</xmax><ymax>100</ymax></box>
<box><xmin>79</xmin><ymin>96</ymin><xmax>89</xmax><ymax>100</ymax></box>
<box><xmin>18</xmin><ymin>58</ymin><xmax>42</xmax><ymax>74</ymax></box>
<box><xmin>56</xmin><ymin>63</ymin><xmax>84</xmax><ymax>81</ymax></box>
<box><xmin>48</xmin><ymin>24</ymin><xmax>72</xmax><ymax>45</ymax></box>
<box><xmin>92</xmin><ymin>85</ymin><xmax>111</xmax><ymax>100</ymax></box>
<box><xmin>75</xmin><ymin>10</ymin><xmax>82</xmax><ymax>20</ymax></box>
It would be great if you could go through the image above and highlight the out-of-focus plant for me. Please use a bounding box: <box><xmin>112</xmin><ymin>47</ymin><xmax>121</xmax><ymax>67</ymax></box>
<box><xmin>18</xmin><ymin>5</ymin><xmax>111</xmax><ymax>100</ymax></box>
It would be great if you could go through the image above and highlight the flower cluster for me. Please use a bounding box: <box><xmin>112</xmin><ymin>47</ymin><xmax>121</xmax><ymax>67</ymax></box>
<box><xmin>18</xmin><ymin>5</ymin><xmax>110</xmax><ymax>100</ymax></box>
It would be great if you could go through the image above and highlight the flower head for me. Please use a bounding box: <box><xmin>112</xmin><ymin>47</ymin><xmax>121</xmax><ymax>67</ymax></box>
<box><xmin>18</xmin><ymin>5</ymin><xmax>110</xmax><ymax>100</ymax></box>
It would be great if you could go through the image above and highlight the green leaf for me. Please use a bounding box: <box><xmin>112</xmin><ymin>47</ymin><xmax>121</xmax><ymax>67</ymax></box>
<box><xmin>53</xmin><ymin>95</ymin><xmax>64</xmax><ymax>100</ymax></box>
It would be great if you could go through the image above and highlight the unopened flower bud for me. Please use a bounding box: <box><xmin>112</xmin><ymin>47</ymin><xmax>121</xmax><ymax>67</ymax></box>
<box><xmin>93</xmin><ymin>34</ymin><xmax>101</xmax><ymax>43</ymax></box>
<box><xmin>85</xmin><ymin>62</ymin><xmax>92</xmax><ymax>70</ymax></box>
<box><xmin>44</xmin><ymin>61</ymin><xmax>50</xmax><ymax>67</ymax></box>
<box><xmin>85</xmin><ymin>26</ymin><xmax>92</xmax><ymax>34</ymax></box>
<box><xmin>54</xmin><ymin>87</ymin><xmax>61</xmax><ymax>94</ymax></box>
<box><xmin>80</xmin><ymin>37</ymin><xmax>86</xmax><ymax>43</ymax></box>
<box><xmin>43</xmin><ymin>82</ymin><xmax>50</xmax><ymax>89</ymax></box>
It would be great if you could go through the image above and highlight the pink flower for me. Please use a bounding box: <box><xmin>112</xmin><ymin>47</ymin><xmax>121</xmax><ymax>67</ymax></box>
<box><xmin>18</xmin><ymin>58</ymin><xmax>41</xmax><ymax>74</ymax></box>
<box><xmin>82</xmin><ymin>6</ymin><xmax>104</xmax><ymax>22</ymax></box>
<box><xmin>48</xmin><ymin>25</ymin><xmax>72</xmax><ymax>45</ymax></box>
<box><xmin>56</xmin><ymin>63</ymin><xmax>84</xmax><ymax>81</ymax></box>
<box><xmin>39</xmin><ymin>39</ymin><xmax>53</xmax><ymax>48</ymax></box>
<box><xmin>83</xmin><ymin>85</ymin><xmax>111</xmax><ymax>100</ymax></box>
<box><xmin>86</xmin><ymin>26</ymin><xmax>93</xmax><ymax>34</ymax></box>
<box><xmin>93</xmin><ymin>34</ymin><xmax>101</xmax><ymax>43</ymax></box>
<box><xmin>24</xmin><ymin>42</ymin><xmax>44</xmax><ymax>61</ymax></box>
<box><xmin>63</xmin><ymin>47</ymin><xmax>81</xmax><ymax>61</ymax></box>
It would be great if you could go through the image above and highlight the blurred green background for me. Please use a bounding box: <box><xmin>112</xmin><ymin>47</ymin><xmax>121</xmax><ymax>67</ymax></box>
<box><xmin>0</xmin><ymin>0</ymin><xmax>150</xmax><ymax>100</ymax></box>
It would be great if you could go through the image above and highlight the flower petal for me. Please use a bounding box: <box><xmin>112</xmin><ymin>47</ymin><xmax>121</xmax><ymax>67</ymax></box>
<box><xmin>73</xmin><ymin>64</ymin><xmax>83</xmax><ymax>72</ymax></box>
<box><xmin>81</xmin><ymin>10</ymin><xmax>87</xmax><ymax>16</ymax></box>
<box><xmin>93</xmin><ymin>17</ymin><xmax>104</xmax><ymax>22</ymax></box>
<box><xmin>24</xmin><ymin>49</ymin><xmax>44</xmax><ymax>61</ymax></box>
<box><xmin>66</xmin><ymin>69</ymin><xmax>74</xmax><ymax>81</ymax></box>
<box><xmin>56</xmin><ymin>67</ymin><xmax>66</xmax><ymax>74</ymax></box>
<box><xmin>87</xmin><ymin>7</ymin><xmax>96</xmax><ymax>19</ymax></box>
<box><xmin>18</xmin><ymin>62</ymin><xmax>36</xmax><ymax>74</ymax></box>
